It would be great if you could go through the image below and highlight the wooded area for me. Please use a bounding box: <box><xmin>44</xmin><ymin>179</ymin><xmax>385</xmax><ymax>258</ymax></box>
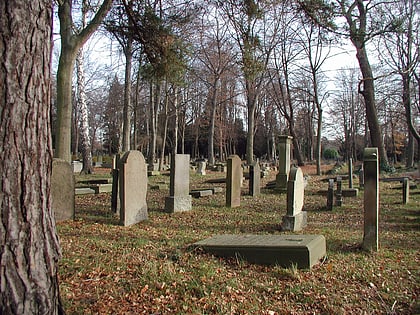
<box><xmin>53</xmin><ymin>0</ymin><xmax>419</xmax><ymax>173</ymax></box>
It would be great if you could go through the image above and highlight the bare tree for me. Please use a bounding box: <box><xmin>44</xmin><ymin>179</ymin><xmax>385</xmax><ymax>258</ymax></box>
<box><xmin>1</xmin><ymin>1</ymin><xmax>63</xmax><ymax>313</ymax></box>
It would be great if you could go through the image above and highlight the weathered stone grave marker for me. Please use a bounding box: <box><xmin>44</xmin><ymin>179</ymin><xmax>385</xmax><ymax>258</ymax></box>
<box><xmin>119</xmin><ymin>151</ymin><xmax>148</xmax><ymax>226</ymax></box>
<box><xmin>326</xmin><ymin>179</ymin><xmax>334</xmax><ymax>211</ymax></box>
<box><xmin>226</xmin><ymin>155</ymin><xmax>242</xmax><ymax>207</ymax></box>
<box><xmin>165</xmin><ymin>154</ymin><xmax>192</xmax><ymax>212</ymax></box>
<box><xmin>249</xmin><ymin>162</ymin><xmax>261</xmax><ymax>196</ymax></box>
<box><xmin>111</xmin><ymin>154</ymin><xmax>120</xmax><ymax>213</ymax></box>
<box><xmin>362</xmin><ymin>148</ymin><xmax>379</xmax><ymax>251</ymax></box>
<box><xmin>196</xmin><ymin>160</ymin><xmax>206</xmax><ymax>176</ymax></box>
<box><xmin>281</xmin><ymin>167</ymin><xmax>307</xmax><ymax>231</ymax></box>
<box><xmin>403</xmin><ymin>178</ymin><xmax>410</xmax><ymax>204</ymax></box>
<box><xmin>192</xmin><ymin>234</ymin><xmax>326</xmax><ymax>269</ymax></box>
<box><xmin>335</xmin><ymin>176</ymin><xmax>343</xmax><ymax>206</ymax></box>
<box><xmin>348</xmin><ymin>158</ymin><xmax>354</xmax><ymax>188</ymax></box>
<box><xmin>52</xmin><ymin>159</ymin><xmax>75</xmax><ymax>222</ymax></box>
<box><xmin>359</xmin><ymin>165</ymin><xmax>364</xmax><ymax>188</ymax></box>
<box><xmin>276</xmin><ymin>135</ymin><xmax>292</xmax><ymax>191</ymax></box>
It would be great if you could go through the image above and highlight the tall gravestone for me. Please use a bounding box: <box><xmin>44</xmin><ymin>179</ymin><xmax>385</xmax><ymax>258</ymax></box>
<box><xmin>363</xmin><ymin>148</ymin><xmax>379</xmax><ymax>251</ymax></box>
<box><xmin>196</xmin><ymin>160</ymin><xmax>206</xmax><ymax>175</ymax></box>
<box><xmin>326</xmin><ymin>179</ymin><xmax>334</xmax><ymax>211</ymax></box>
<box><xmin>165</xmin><ymin>154</ymin><xmax>192</xmax><ymax>213</ymax></box>
<box><xmin>348</xmin><ymin>158</ymin><xmax>354</xmax><ymax>188</ymax></box>
<box><xmin>249</xmin><ymin>162</ymin><xmax>261</xmax><ymax>196</ymax></box>
<box><xmin>111</xmin><ymin>154</ymin><xmax>120</xmax><ymax>213</ymax></box>
<box><xmin>52</xmin><ymin>159</ymin><xmax>75</xmax><ymax>222</ymax></box>
<box><xmin>119</xmin><ymin>151</ymin><xmax>148</xmax><ymax>226</ymax></box>
<box><xmin>281</xmin><ymin>167</ymin><xmax>307</xmax><ymax>231</ymax></box>
<box><xmin>276</xmin><ymin>135</ymin><xmax>292</xmax><ymax>191</ymax></box>
<box><xmin>226</xmin><ymin>155</ymin><xmax>241</xmax><ymax>207</ymax></box>
<box><xmin>403</xmin><ymin>178</ymin><xmax>410</xmax><ymax>204</ymax></box>
<box><xmin>335</xmin><ymin>176</ymin><xmax>343</xmax><ymax>206</ymax></box>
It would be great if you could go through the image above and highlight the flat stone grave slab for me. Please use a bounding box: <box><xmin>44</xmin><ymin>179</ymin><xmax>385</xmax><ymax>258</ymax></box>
<box><xmin>342</xmin><ymin>188</ymin><xmax>359</xmax><ymax>197</ymax></box>
<box><xmin>193</xmin><ymin>234</ymin><xmax>326</xmax><ymax>269</ymax></box>
<box><xmin>78</xmin><ymin>179</ymin><xmax>111</xmax><ymax>185</ymax></box>
<box><xmin>206</xmin><ymin>178</ymin><xmax>226</xmax><ymax>184</ymax></box>
<box><xmin>190</xmin><ymin>189</ymin><xmax>213</xmax><ymax>198</ymax></box>
<box><xmin>75</xmin><ymin>187</ymin><xmax>96</xmax><ymax>195</ymax></box>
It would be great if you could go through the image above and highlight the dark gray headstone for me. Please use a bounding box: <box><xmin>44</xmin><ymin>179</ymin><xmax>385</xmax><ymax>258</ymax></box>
<box><xmin>348</xmin><ymin>158</ymin><xmax>354</xmax><ymax>188</ymax></box>
<box><xmin>165</xmin><ymin>154</ymin><xmax>192</xmax><ymax>212</ymax></box>
<box><xmin>335</xmin><ymin>176</ymin><xmax>343</xmax><ymax>206</ymax></box>
<box><xmin>111</xmin><ymin>154</ymin><xmax>120</xmax><ymax>213</ymax></box>
<box><xmin>52</xmin><ymin>159</ymin><xmax>75</xmax><ymax>222</ymax></box>
<box><xmin>249</xmin><ymin>162</ymin><xmax>261</xmax><ymax>196</ymax></box>
<box><xmin>119</xmin><ymin>151</ymin><xmax>148</xmax><ymax>226</ymax></box>
<box><xmin>326</xmin><ymin>179</ymin><xmax>334</xmax><ymax>211</ymax></box>
<box><xmin>276</xmin><ymin>135</ymin><xmax>292</xmax><ymax>191</ymax></box>
<box><xmin>403</xmin><ymin>178</ymin><xmax>410</xmax><ymax>204</ymax></box>
<box><xmin>363</xmin><ymin>148</ymin><xmax>379</xmax><ymax>251</ymax></box>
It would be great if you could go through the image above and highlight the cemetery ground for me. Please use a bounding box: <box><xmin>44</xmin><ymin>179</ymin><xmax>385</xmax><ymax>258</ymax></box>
<box><xmin>57</xmin><ymin>164</ymin><xmax>419</xmax><ymax>314</ymax></box>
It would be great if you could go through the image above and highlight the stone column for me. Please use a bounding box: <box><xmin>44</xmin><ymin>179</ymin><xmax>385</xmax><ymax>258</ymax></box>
<box><xmin>362</xmin><ymin>148</ymin><xmax>379</xmax><ymax>252</ymax></box>
<box><xmin>403</xmin><ymin>178</ymin><xmax>410</xmax><ymax>204</ymax></box>
<box><xmin>326</xmin><ymin>179</ymin><xmax>334</xmax><ymax>211</ymax></box>
<box><xmin>348</xmin><ymin>158</ymin><xmax>354</xmax><ymax>188</ymax></box>
<box><xmin>165</xmin><ymin>154</ymin><xmax>192</xmax><ymax>212</ymax></box>
<box><xmin>119</xmin><ymin>151</ymin><xmax>148</xmax><ymax>226</ymax></box>
<box><xmin>281</xmin><ymin>167</ymin><xmax>307</xmax><ymax>231</ymax></box>
<box><xmin>111</xmin><ymin>154</ymin><xmax>120</xmax><ymax>213</ymax></box>
<box><xmin>226</xmin><ymin>155</ymin><xmax>241</xmax><ymax>207</ymax></box>
<box><xmin>276</xmin><ymin>135</ymin><xmax>293</xmax><ymax>191</ymax></box>
<box><xmin>359</xmin><ymin>165</ymin><xmax>364</xmax><ymax>188</ymax></box>
<box><xmin>249</xmin><ymin>162</ymin><xmax>261</xmax><ymax>196</ymax></box>
<box><xmin>335</xmin><ymin>176</ymin><xmax>343</xmax><ymax>206</ymax></box>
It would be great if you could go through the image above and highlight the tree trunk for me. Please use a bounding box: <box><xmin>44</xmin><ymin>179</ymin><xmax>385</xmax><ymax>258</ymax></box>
<box><xmin>76</xmin><ymin>48</ymin><xmax>94</xmax><ymax>174</ymax></box>
<box><xmin>316</xmin><ymin>108</ymin><xmax>322</xmax><ymax>175</ymax></box>
<box><xmin>55</xmin><ymin>0</ymin><xmax>113</xmax><ymax>162</ymax></box>
<box><xmin>356</xmin><ymin>46</ymin><xmax>389</xmax><ymax>168</ymax></box>
<box><xmin>122</xmin><ymin>35</ymin><xmax>133</xmax><ymax>152</ymax></box>
<box><xmin>0</xmin><ymin>1</ymin><xmax>63</xmax><ymax>313</ymax></box>
<box><xmin>208</xmin><ymin>80</ymin><xmax>218</xmax><ymax>165</ymax></box>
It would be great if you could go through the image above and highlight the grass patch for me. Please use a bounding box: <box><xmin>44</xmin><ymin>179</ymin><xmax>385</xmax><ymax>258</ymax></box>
<box><xmin>57</xmin><ymin>166</ymin><xmax>420</xmax><ymax>314</ymax></box>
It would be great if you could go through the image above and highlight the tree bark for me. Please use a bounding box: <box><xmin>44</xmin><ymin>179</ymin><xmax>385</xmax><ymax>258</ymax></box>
<box><xmin>122</xmin><ymin>35</ymin><xmax>133</xmax><ymax>152</ymax></box>
<box><xmin>76</xmin><ymin>48</ymin><xmax>94</xmax><ymax>174</ymax></box>
<box><xmin>0</xmin><ymin>1</ymin><xmax>63</xmax><ymax>313</ymax></box>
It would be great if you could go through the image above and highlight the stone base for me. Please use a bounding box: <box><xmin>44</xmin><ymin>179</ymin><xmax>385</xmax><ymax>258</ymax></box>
<box><xmin>275</xmin><ymin>173</ymin><xmax>288</xmax><ymax>191</ymax></box>
<box><xmin>342</xmin><ymin>188</ymin><xmax>359</xmax><ymax>197</ymax></box>
<box><xmin>281</xmin><ymin>211</ymin><xmax>307</xmax><ymax>231</ymax></box>
<box><xmin>148</xmin><ymin>170</ymin><xmax>161</xmax><ymax>176</ymax></box>
<box><xmin>165</xmin><ymin>196</ymin><xmax>192</xmax><ymax>213</ymax></box>
<box><xmin>190</xmin><ymin>189</ymin><xmax>213</xmax><ymax>198</ymax></box>
<box><xmin>192</xmin><ymin>234</ymin><xmax>326</xmax><ymax>269</ymax></box>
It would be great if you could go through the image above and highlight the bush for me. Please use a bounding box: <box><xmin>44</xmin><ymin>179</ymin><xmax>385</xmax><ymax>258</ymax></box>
<box><xmin>323</xmin><ymin>148</ymin><xmax>339</xmax><ymax>160</ymax></box>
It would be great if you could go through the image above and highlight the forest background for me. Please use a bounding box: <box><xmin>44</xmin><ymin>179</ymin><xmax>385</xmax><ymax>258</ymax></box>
<box><xmin>51</xmin><ymin>0</ymin><xmax>420</xmax><ymax>174</ymax></box>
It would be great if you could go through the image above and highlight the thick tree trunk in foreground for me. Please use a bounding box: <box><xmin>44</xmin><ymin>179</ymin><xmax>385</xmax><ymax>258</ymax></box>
<box><xmin>0</xmin><ymin>1</ymin><xmax>63</xmax><ymax>314</ymax></box>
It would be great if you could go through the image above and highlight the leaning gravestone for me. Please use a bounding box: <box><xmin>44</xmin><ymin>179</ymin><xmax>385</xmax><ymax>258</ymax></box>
<box><xmin>52</xmin><ymin>158</ymin><xmax>75</xmax><ymax>222</ymax></box>
<box><xmin>363</xmin><ymin>148</ymin><xmax>379</xmax><ymax>251</ymax></box>
<box><xmin>281</xmin><ymin>167</ymin><xmax>307</xmax><ymax>231</ymax></box>
<box><xmin>276</xmin><ymin>135</ymin><xmax>293</xmax><ymax>191</ymax></box>
<box><xmin>119</xmin><ymin>151</ymin><xmax>148</xmax><ymax>226</ymax></box>
<box><xmin>165</xmin><ymin>154</ymin><xmax>192</xmax><ymax>212</ymax></box>
<box><xmin>249</xmin><ymin>162</ymin><xmax>261</xmax><ymax>196</ymax></box>
<box><xmin>226</xmin><ymin>155</ymin><xmax>242</xmax><ymax>207</ymax></box>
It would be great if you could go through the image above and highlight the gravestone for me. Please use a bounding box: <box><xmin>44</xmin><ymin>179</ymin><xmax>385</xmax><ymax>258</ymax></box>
<box><xmin>348</xmin><ymin>158</ymin><xmax>354</xmax><ymax>188</ymax></box>
<box><xmin>95</xmin><ymin>155</ymin><xmax>103</xmax><ymax>167</ymax></box>
<box><xmin>193</xmin><ymin>234</ymin><xmax>326</xmax><ymax>269</ymax></box>
<box><xmin>359</xmin><ymin>166</ymin><xmax>364</xmax><ymax>188</ymax></box>
<box><xmin>111</xmin><ymin>154</ymin><xmax>120</xmax><ymax>213</ymax></box>
<box><xmin>281</xmin><ymin>167</ymin><xmax>307</xmax><ymax>231</ymax></box>
<box><xmin>165</xmin><ymin>154</ymin><xmax>192</xmax><ymax>212</ymax></box>
<box><xmin>403</xmin><ymin>178</ymin><xmax>410</xmax><ymax>204</ymax></box>
<box><xmin>52</xmin><ymin>159</ymin><xmax>75</xmax><ymax>222</ymax></box>
<box><xmin>119</xmin><ymin>151</ymin><xmax>148</xmax><ymax>226</ymax></box>
<box><xmin>226</xmin><ymin>155</ymin><xmax>242</xmax><ymax>207</ymax></box>
<box><xmin>326</xmin><ymin>179</ymin><xmax>334</xmax><ymax>211</ymax></box>
<box><xmin>249</xmin><ymin>162</ymin><xmax>261</xmax><ymax>196</ymax></box>
<box><xmin>72</xmin><ymin>160</ymin><xmax>83</xmax><ymax>173</ymax></box>
<box><xmin>196</xmin><ymin>161</ymin><xmax>207</xmax><ymax>175</ymax></box>
<box><xmin>363</xmin><ymin>148</ymin><xmax>379</xmax><ymax>251</ymax></box>
<box><xmin>335</xmin><ymin>176</ymin><xmax>343</xmax><ymax>206</ymax></box>
<box><xmin>276</xmin><ymin>135</ymin><xmax>293</xmax><ymax>191</ymax></box>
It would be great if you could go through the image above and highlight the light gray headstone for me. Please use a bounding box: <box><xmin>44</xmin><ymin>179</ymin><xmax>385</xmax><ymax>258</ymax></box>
<box><xmin>52</xmin><ymin>159</ymin><xmax>75</xmax><ymax>222</ymax></box>
<box><xmin>196</xmin><ymin>161</ymin><xmax>207</xmax><ymax>175</ymax></box>
<box><xmin>119</xmin><ymin>151</ymin><xmax>148</xmax><ymax>226</ymax></box>
<box><xmin>72</xmin><ymin>160</ymin><xmax>83</xmax><ymax>173</ymax></box>
<box><xmin>403</xmin><ymin>178</ymin><xmax>409</xmax><ymax>204</ymax></box>
<box><xmin>363</xmin><ymin>148</ymin><xmax>379</xmax><ymax>251</ymax></box>
<box><xmin>276</xmin><ymin>135</ymin><xmax>292</xmax><ymax>191</ymax></box>
<box><xmin>249</xmin><ymin>162</ymin><xmax>261</xmax><ymax>196</ymax></box>
<box><xmin>165</xmin><ymin>154</ymin><xmax>192</xmax><ymax>212</ymax></box>
<box><xmin>281</xmin><ymin>167</ymin><xmax>307</xmax><ymax>231</ymax></box>
<box><xmin>226</xmin><ymin>155</ymin><xmax>241</xmax><ymax>207</ymax></box>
